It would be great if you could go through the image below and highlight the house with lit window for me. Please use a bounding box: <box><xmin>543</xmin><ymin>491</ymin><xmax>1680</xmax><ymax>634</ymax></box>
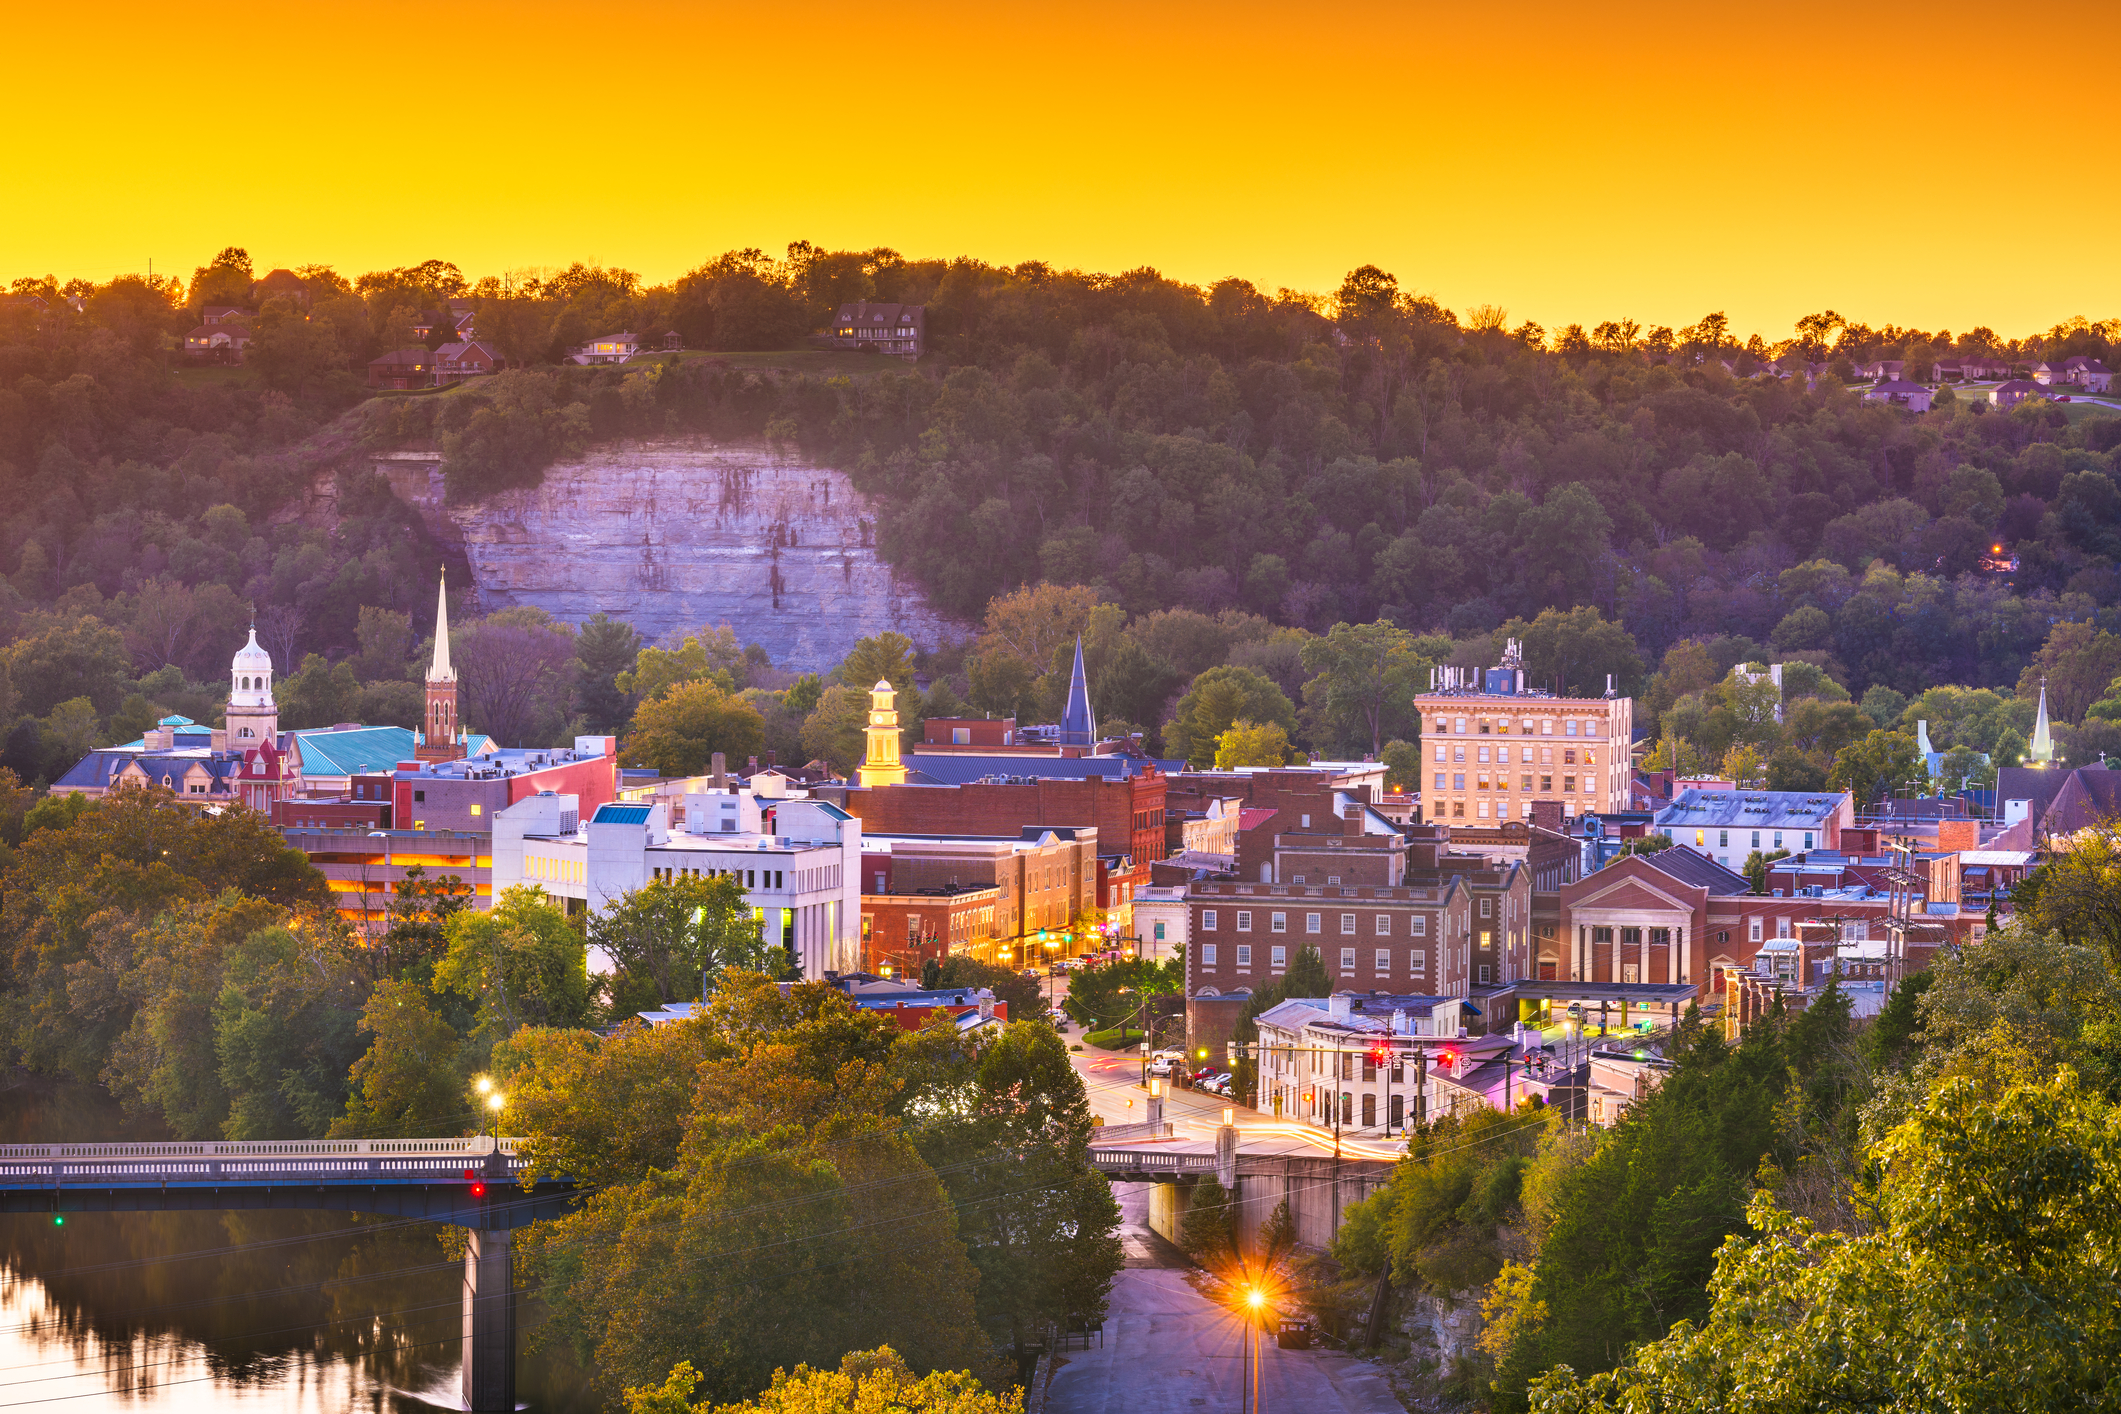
<box><xmin>828</xmin><ymin>302</ymin><xmax>925</xmax><ymax>360</ymax></box>
<box><xmin>1251</xmin><ymin>993</ymin><xmax>1483</xmax><ymax>1134</ymax></box>
<box><xmin>1656</xmin><ymin>788</ymin><xmax>1851</xmax><ymax>872</ymax></box>
<box><xmin>570</xmin><ymin>332</ymin><xmax>640</xmax><ymax>365</ymax></box>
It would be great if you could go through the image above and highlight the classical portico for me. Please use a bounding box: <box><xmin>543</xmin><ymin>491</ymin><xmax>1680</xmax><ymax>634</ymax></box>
<box><xmin>1559</xmin><ymin>853</ymin><xmax>1731</xmax><ymax>990</ymax></box>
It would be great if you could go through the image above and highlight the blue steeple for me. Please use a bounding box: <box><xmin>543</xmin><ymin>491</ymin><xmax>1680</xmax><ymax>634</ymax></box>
<box><xmin>1059</xmin><ymin>635</ymin><xmax>1097</xmax><ymax>747</ymax></box>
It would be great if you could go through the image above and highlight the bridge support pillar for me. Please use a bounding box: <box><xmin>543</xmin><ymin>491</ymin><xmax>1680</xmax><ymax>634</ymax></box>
<box><xmin>461</xmin><ymin>1228</ymin><xmax>516</xmax><ymax>1412</ymax></box>
<box><xmin>1216</xmin><ymin>1123</ymin><xmax>1237</xmax><ymax>1190</ymax></box>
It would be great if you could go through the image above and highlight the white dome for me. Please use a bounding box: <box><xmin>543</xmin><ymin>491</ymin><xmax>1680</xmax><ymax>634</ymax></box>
<box><xmin>233</xmin><ymin>627</ymin><xmax>272</xmax><ymax>671</ymax></box>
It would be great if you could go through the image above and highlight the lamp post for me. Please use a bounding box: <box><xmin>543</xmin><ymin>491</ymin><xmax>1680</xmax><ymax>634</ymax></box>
<box><xmin>1242</xmin><ymin>1284</ymin><xmax>1265</xmax><ymax>1414</ymax></box>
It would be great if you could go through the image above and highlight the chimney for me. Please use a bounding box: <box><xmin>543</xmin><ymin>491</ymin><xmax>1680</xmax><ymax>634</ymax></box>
<box><xmin>1328</xmin><ymin>993</ymin><xmax>1352</xmax><ymax>1018</ymax></box>
<box><xmin>1343</xmin><ymin>805</ymin><xmax>1365</xmax><ymax>838</ymax></box>
<box><xmin>711</xmin><ymin>752</ymin><xmax>727</xmax><ymax>790</ymax></box>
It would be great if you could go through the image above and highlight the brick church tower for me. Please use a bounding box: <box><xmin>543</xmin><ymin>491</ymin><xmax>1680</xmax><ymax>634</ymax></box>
<box><xmin>416</xmin><ymin>569</ymin><xmax>466</xmax><ymax>763</ymax></box>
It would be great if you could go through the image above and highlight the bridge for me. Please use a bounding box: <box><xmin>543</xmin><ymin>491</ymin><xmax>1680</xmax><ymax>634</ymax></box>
<box><xmin>0</xmin><ymin>1137</ymin><xmax>574</xmax><ymax>1412</ymax></box>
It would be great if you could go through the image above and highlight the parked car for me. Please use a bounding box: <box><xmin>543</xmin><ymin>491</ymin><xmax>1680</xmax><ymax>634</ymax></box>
<box><xmin>1147</xmin><ymin>1057</ymin><xmax>1182</xmax><ymax>1077</ymax></box>
<box><xmin>1276</xmin><ymin>1318</ymin><xmax>1314</xmax><ymax>1349</ymax></box>
<box><xmin>1204</xmin><ymin>1073</ymin><xmax>1234</xmax><ymax>1096</ymax></box>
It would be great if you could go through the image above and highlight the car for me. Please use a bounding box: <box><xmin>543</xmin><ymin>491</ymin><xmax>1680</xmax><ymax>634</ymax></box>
<box><xmin>1152</xmin><ymin>1048</ymin><xmax>1186</xmax><ymax>1063</ymax></box>
<box><xmin>1204</xmin><ymin>1073</ymin><xmax>1234</xmax><ymax>1096</ymax></box>
<box><xmin>1276</xmin><ymin>1317</ymin><xmax>1314</xmax><ymax>1349</ymax></box>
<box><xmin>1021</xmin><ymin>969</ymin><xmax>1040</xmax><ymax>981</ymax></box>
<box><xmin>1147</xmin><ymin>1058</ymin><xmax>1180</xmax><ymax>1076</ymax></box>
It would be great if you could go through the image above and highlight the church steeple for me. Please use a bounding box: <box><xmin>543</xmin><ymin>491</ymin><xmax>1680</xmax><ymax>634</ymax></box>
<box><xmin>1058</xmin><ymin>635</ymin><xmax>1096</xmax><ymax>748</ymax></box>
<box><xmin>227</xmin><ymin>621</ymin><xmax>278</xmax><ymax>746</ymax></box>
<box><xmin>857</xmin><ymin>679</ymin><xmax>907</xmax><ymax>786</ymax></box>
<box><xmin>416</xmin><ymin>569</ymin><xmax>466</xmax><ymax>762</ymax></box>
<box><xmin>2029</xmin><ymin>676</ymin><xmax>2054</xmax><ymax>767</ymax></box>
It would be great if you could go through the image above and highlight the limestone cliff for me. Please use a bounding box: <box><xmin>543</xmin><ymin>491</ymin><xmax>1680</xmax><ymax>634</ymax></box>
<box><xmin>353</xmin><ymin>439</ymin><xmax>965</xmax><ymax>673</ymax></box>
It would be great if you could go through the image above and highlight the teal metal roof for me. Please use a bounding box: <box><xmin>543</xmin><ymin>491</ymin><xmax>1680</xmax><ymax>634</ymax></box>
<box><xmin>292</xmin><ymin>726</ymin><xmax>418</xmax><ymax>777</ymax></box>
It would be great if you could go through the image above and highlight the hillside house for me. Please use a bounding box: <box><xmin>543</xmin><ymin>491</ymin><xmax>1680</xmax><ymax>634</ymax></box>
<box><xmin>829</xmin><ymin>302</ymin><xmax>925</xmax><ymax>360</ymax></box>
<box><xmin>183</xmin><ymin>323</ymin><xmax>252</xmax><ymax>364</ymax></box>
<box><xmin>433</xmin><ymin>339</ymin><xmax>505</xmax><ymax>384</ymax></box>
<box><xmin>249</xmin><ymin>268</ymin><xmax>309</xmax><ymax>308</ymax></box>
<box><xmin>367</xmin><ymin>347</ymin><xmax>434</xmax><ymax>389</ymax></box>
<box><xmin>571</xmin><ymin>332</ymin><xmax>639</xmax><ymax>365</ymax></box>
<box><xmin>1860</xmin><ymin>359</ymin><xmax>1905</xmax><ymax>382</ymax></box>
<box><xmin>200</xmin><ymin>305</ymin><xmax>250</xmax><ymax>325</ymax></box>
<box><xmin>1991</xmin><ymin>379</ymin><xmax>2047</xmax><ymax>409</ymax></box>
<box><xmin>2062</xmin><ymin>356</ymin><xmax>2114</xmax><ymax>392</ymax></box>
<box><xmin>1862</xmin><ymin>379</ymin><xmax>1934</xmax><ymax>412</ymax></box>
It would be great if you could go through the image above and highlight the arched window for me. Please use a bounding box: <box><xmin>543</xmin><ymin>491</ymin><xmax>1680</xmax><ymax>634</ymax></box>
<box><xmin>240</xmin><ymin>676</ymin><xmax>249</xmax><ymax>690</ymax></box>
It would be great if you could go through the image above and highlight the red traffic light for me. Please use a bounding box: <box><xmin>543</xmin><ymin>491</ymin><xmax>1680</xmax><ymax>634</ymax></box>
<box><xmin>1434</xmin><ymin>1049</ymin><xmax>1458</xmax><ymax>1075</ymax></box>
<box><xmin>1368</xmin><ymin>1045</ymin><xmax>1391</xmax><ymax>1067</ymax></box>
<box><xmin>471</xmin><ymin>1181</ymin><xmax>486</xmax><ymax>1198</ymax></box>
<box><xmin>464</xmin><ymin>1167</ymin><xmax>486</xmax><ymax>1198</ymax></box>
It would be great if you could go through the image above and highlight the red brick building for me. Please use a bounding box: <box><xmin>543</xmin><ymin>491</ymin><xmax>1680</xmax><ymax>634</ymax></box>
<box><xmin>824</xmin><ymin>771</ymin><xmax>1169</xmax><ymax>864</ymax></box>
<box><xmin>859</xmin><ymin>885</ymin><xmax>1001</xmax><ymax>976</ymax></box>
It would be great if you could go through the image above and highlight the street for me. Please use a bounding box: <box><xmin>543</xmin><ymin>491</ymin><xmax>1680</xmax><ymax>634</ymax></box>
<box><xmin>1045</xmin><ymin>1180</ymin><xmax>1406</xmax><ymax>1414</ymax></box>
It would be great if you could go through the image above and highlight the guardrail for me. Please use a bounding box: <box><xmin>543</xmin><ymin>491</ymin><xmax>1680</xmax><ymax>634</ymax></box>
<box><xmin>0</xmin><ymin>1137</ymin><xmax>522</xmax><ymax>1160</ymax></box>
<box><xmin>1088</xmin><ymin>1121</ymin><xmax>1173</xmax><ymax>1142</ymax></box>
<box><xmin>1088</xmin><ymin>1148</ymin><xmax>1217</xmax><ymax>1174</ymax></box>
<box><xmin>0</xmin><ymin>1137</ymin><xmax>540</xmax><ymax>1187</ymax></box>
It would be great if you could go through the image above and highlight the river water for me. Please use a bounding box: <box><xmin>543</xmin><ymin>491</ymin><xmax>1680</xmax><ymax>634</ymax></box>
<box><xmin>0</xmin><ymin>1080</ymin><xmax>598</xmax><ymax>1411</ymax></box>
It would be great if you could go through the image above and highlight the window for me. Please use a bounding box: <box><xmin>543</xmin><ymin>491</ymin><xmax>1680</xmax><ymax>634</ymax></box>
<box><xmin>1453</xmin><ymin>746</ymin><xmax>1465</xmax><ymax>763</ymax></box>
<box><xmin>1409</xmin><ymin>950</ymin><xmax>1427</xmax><ymax>975</ymax></box>
<box><xmin>1751</xmin><ymin>830</ymin><xmax>1761</xmax><ymax>848</ymax></box>
<box><xmin>1238</xmin><ymin>910</ymin><xmax>1253</xmax><ymax>931</ymax></box>
<box><xmin>1479</xmin><ymin>929</ymin><xmax>1492</xmax><ymax>948</ymax></box>
<box><xmin>1305</xmin><ymin>912</ymin><xmax>1321</xmax><ymax>933</ymax></box>
<box><xmin>1454</xmin><ymin>774</ymin><xmax>1466</xmax><ymax>790</ymax></box>
<box><xmin>1202</xmin><ymin>910</ymin><xmax>1218</xmax><ymax>931</ymax></box>
<box><xmin>1452</xmin><ymin>801</ymin><xmax>1465</xmax><ymax>817</ymax></box>
<box><xmin>1567</xmin><ymin>721</ymin><xmax>1579</xmax><ymax>736</ymax></box>
<box><xmin>1563</xmin><ymin>749</ymin><xmax>1577</xmax><ymax>765</ymax></box>
<box><xmin>413</xmin><ymin>790</ymin><xmax>426</xmax><ymax>803</ymax></box>
<box><xmin>1376</xmin><ymin>914</ymin><xmax>1392</xmax><ymax>934</ymax></box>
<box><xmin>1340</xmin><ymin>948</ymin><xmax>1356</xmax><ymax>969</ymax></box>
<box><xmin>469</xmin><ymin>803</ymin><xmax>482</xmax><ymax>817</ymax></box>
<box><xmin>1270</xmin><ymin>945</ymin><xmax>1286</xmax><ymax>968</ymax></box>
<box><xmin>1564</xmin><ymin>776</ymin><xmax>1576</xmax><ymax>793</ymax></box>
<box><xmin>1477</xmin><ymin>746</ymin><xmax>1490</xmax><ymax>763</ymax></box>
<box><xmin>1326</xmin><ymin>875</ymin><xmax>1340</xmax><ymax>885</ymax></box>
<box><xmin>1477</xmin><ymin>800</ymin><xmax>1491</xmax><ymax>818</ymax></box>
<box><xmin>1749</xmin><ymin>918</ymin><xmax>1763</xmax><ymax>942</ymax></box>
<box><xmin>1479</xmin><ymin>965</ymin><xmax>1491</xmax><ymax>983</ymax></box>
<box><xmin>1776</xmin><ymin>917</ymin><xmax>1791</xmax><ymax>939</ymax></box>
<box><xmin>1773</xmin><ymin>831</ymin><xmax>1783</xmax><ymax>849</ymax></box>
<box><xmin>1236</xmin><ymin>944</ymin><xmax>1252</xmax><ymax>966</ymax></box>
<box><xmin>1375</xmin><ymin>948</ymin><xmax>1391</xmax><ymax>971</ymax></box>
<box><xmin>1541</xmin><ymin>775</ymin><xmax>1553</xmax><ymax>792</ymax></box>
<box><xmin>1695</xmin><ymin>829</ymin><xmax>1706</xmax><ymax>846</ymax></box>
<box><xmin>1433</xmin><ymin>744</ymin><xmax>1445</xmax><ymax>762</ymax></box>
<box><xmin>1434</xmin><ymin>772</ymin><xmax>1446</xmax><ymax>790</ymax></box>
<box><xmin>1479</xmin><ymin>898</ymin><xmax>1492</xmax><ymax>919</ymax></box>
<box><xmin>1522</xmin><ymin>773</ymin><xmax>1534</xmax><ymax>790</ymax></box>
<box><xmin>1804</xmin><ymin>832</ymin><xmax>1814</xmax><ymax>849</ymax></box>
<box><xmin>1454</xmin><ymin>718</ymin><xmax>1466</xmax><ymax>734</ymax></box>
<box><xmin>1202</xmin><ymin>943</ymin><xmax>1217</xmax><ymax>964</ymax></box>
<box><xmin>1153</xmin><ymin>921</ymin><xmax>1166</xmax><ymax>941</ymax></box>
<box><xmin>1340</xmin><ymin>913</ymin><xmax>1356</xmax><ymax>934</ymax></box>
<box><xmin>1411</xmin><ymin>915</ymin><xmax>1428</xmax><ymax>936</ymax></box>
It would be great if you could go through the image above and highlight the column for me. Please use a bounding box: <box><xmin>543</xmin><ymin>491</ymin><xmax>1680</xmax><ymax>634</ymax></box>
<box><xmin>1672</xmin><ymin>926</ymin><xmax>1683</xmax><ymax>985</ymax></box>
<box><xmin>1641</xmin><ymin>926</ymin><xmax>1650</xmax><ymax>990</ymax></box>
<box><xmin>461</xmin><ymin>1228</ymin><xmax>515</xmax><ymax>1412</ymax></box>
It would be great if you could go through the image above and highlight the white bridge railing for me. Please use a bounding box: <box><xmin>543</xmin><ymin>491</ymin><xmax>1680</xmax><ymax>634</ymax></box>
<box><xmin>1088</xmin><ymin>1147</ymin><xmax>1217</xmax><ymax>1173</ymax></box>
<box><xmin>0</xmin><ymin>1137</ymin><xmax>524</xmax><ymax>1161</ymax></box>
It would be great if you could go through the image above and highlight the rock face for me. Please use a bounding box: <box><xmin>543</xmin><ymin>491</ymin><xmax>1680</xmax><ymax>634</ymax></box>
<box><xmin>368</xmin><ymin>439</ymin><xmax>965</xmax><ymax>672</ymax></box>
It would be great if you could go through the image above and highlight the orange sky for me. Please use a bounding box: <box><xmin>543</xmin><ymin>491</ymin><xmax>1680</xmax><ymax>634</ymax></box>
<box><xmin>10</xmin><ymin>0</ymin><xmax>2115</xmax><ymax>339</ymax></box>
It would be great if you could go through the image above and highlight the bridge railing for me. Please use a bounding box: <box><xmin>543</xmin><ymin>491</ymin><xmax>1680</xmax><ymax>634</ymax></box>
<box><xmin>0</xmin><ymin>1137</ymin><xmax>525</xmax><ymax>1161</ymax></box>
<box><xmin>1087</xmin><ymin>1147</ymin><xmax>1218</xmax><ymax>1174</ymax></box>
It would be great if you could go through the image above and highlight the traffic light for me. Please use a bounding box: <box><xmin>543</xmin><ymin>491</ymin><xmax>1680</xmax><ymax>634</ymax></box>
<box><xmin>1368</xmin><ymin>1044</ymin><xmax>1390</xmax><ymax>1069</ymax></box>
<box><xmin>464</xmin><ymin>1167</ymin><xmax>486</xmax><ymax>1199</ymax></box>
<box><xmin>51</xmin><ymin>1214</ymin><xmax>64</xmax><ymax>1228</ymax></box>
<box><xmin>1434</xmin><ymin>1048</ymin><xmax>1458</xmax><ymax>1077</ymax></box>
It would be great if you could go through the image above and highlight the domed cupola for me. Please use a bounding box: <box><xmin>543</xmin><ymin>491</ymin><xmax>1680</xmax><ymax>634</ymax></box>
<box><xmin>227</xmin><ymin>625</ymin><xmax>279</xmax><ymax>746</ymax></box>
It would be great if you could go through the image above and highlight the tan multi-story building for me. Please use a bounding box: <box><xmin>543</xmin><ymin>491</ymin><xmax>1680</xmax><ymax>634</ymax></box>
<box><xmin>1415</xmin><ymin>642</ymin><xmax>1633</xmax><ymax>825</ymax></box>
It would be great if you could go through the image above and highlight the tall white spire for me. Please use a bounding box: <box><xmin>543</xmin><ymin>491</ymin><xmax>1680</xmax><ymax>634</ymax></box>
<box><xmin>2030</xmin><ymin>676</ymin><xmax>2053</xmax><ymax>766</ymax></box>
<box><xmin>427</xmin><ymin>568</ymin><xmax>455</xmax><ymax>684</ymax></box>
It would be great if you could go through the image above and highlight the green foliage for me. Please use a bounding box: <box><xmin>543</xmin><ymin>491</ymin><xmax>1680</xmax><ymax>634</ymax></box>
<box><xmin>1298</xmin><ymin>620</ymin><xmax>1428</xmax><ymax>756</ymax></box>
<box><xmin>1213</xmin><ymin>718</ymin><xmax>1289</xmax><ymax>767</ymax></box>
<box><xmin>1529</xmin><ymin>1070</ymin><xmax>2121</xmax><ymax>1414</ymax></box>
<box><xmin>625</xmin><ymin>1347</ymin><xmax>1023</xmax><ymax>1414</ymax></box>
<box><xmin>1178</xmin><ymin>1175</ymin><xmax>1236</xmax><ymax>1268</ymax></box>
<box><xmin>622</xmin><ymin>679</ymin><xmax>768</xmax><ymax>778</ymax></box>
<box><xmin>589</xmin><ymin>874</ymin><xmax>774</xmax><ymax>1010</ymax></box>
<box><xmin>434</xmin><ymin>886</ymin><xmax>592</xmax><ymax>1052</ymax></box>
<box><xmin>1165</xmin><ymin>666</ymin><xmax>1296</xmax><ymax>768</ymax></box>
<box><xmin>575</xmin><ymin>612</ymin><xmax>646</xmax><ymax>733</ymax></box>
<box><xmin>1826</xmin><ymin>729</ymin><xmax>1926</xmax><ymax>807</ymax></box>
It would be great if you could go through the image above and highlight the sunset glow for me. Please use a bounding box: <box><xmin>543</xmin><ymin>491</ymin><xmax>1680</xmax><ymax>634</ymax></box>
<box><xmin>10</xmin><ymin>0</ymin><xmax>2111</xmax><ymax>336</ymax></box>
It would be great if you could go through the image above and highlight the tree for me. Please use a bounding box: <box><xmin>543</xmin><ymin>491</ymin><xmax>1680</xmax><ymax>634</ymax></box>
<box><xmin>456</xmin><ymin>608</ymin><xmax>578</xmax><ymax>747</ymax></box>
<box><xmin>800</xmin><ymin>684</ymin><xmax>873</xmax><ymax>773</ymax></box>
<box><xmin>332</xmin><ymin>978</ymin><xmax>469</xmax><ymax>1138</ymax></box>
<box><xmin>1502</xmin><ymin>606</ymin><xmax>1645</xmax><ymax>698</ymax></box>
<box><xmin>2012</xmin><ymin>825</ymin><xmax>2121</xmax><ymax>974</ymax></box>
<box><xmin>4</xmin><ymin>616</ymin><xmax>131</xmax><ymax>716</ymax></box>
<box><xmin>618</xmin><ymin>625</ymin><xmax>747</xmax><ymax>701</ymax></box>
<box><xmin>624</xmin><ymin>1348</ymin><xmax>1022</xmax><ymax>1414</ymax></box>
<box><xmin>1530</xmin><ymin>1071</ymin><xmax>2121</xmax><ymax>1414</ymax></box>
<box><xmin>589</xmin><ymin>874</ymin><xmax>773</xmax><ymax>1008</ymax></box>
<box><xmin>1298</xmin><ymin>620</ymin><xmax>1428</xmax><ymax>757</ymax></box>
<box><xmin>279</xmin><ymin>653</ymin><xmax>361</xmax><ymax>729</ymax></box>
<box><xmin>977</xmin><ymin>583</ymin><xmax>1102</xmax><ymax>674</ymax></box>
<box><xmin>1214</xmin><ymin>719</ymin><xmax>1289</xmax><ymax>768</ymax></box>
<box><xmin>1179</xmin><ymin>1174</ymin><xmax>1237</xmax><ymax>1268</ymax></box>
<box><xmin>1380</xmin><ymin>738</ymin><xmax>1420</xmax><ymax>793</ymax></box>
<box><xmin>1165</xmin><ymin>666</ymin><xmax>1296</xmax><ymax>767</ymax></box>
<box><xmin>623</xmin><ymin>680</ymin><xmax>767</xmax><ymax>778</ymax></box>
<box><xmin>836</xmin><ymin>631</ymin><xmax>916</xmax><ymax>693</ymax></box>
<box><xmin>2018</xmin><ymin>621</ymin><xmax>2121</xmax><ymax>725</ymax></box>
<box><xmin>433</xmin><ymin>886</ymin><xmax>592</xmax><ymax>1051</ymax></box>
<box><xmin>576</xmin><ymin>613</ymin><xmax>646</xmax><ymax>733</ymax></box>
<box><xmin>353</xmin><ymin>605</ymin><xmax>417</xmax><ymax>682</ymax></box>
<box><xmin>1826</xmin><ymin>729</ymin><xmax>1925</xmax><ymax>808</ymax></box>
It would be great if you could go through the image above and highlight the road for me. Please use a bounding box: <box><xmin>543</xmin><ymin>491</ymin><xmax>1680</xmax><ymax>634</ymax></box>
<box><xmin>1045</xmin><ymin>1180</ymin><xmax>1406</xmax><ymax>1414</ymax></box>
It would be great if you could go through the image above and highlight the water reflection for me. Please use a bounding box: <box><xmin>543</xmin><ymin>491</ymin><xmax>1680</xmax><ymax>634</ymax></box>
<box><xmin>0</xmin><ymin>1081</ymin><xmax>596</xmax><ymax>1411</ymax></box>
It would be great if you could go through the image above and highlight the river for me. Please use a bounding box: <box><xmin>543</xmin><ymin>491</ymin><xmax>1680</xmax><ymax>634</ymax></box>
<box><xmin>0</xmin><ymin>1079</ymin><xmax>598</xmax><ymax>1411</ymax></box>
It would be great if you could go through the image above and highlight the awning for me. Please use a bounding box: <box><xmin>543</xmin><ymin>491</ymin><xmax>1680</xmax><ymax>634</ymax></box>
<box><xmin>1462</xmin><ymin>1003</ymin><xmax>1483</xmax><ymax>1017</ymax></box>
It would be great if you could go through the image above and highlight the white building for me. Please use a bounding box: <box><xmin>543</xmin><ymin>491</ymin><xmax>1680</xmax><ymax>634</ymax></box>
<box><xmin>1252</xmin><ymin>993</ymin><xmax>1471</xmax><ymax>1134</ymax></box>
<box><xmin>1130</xmin><ymin>883</ymin><xmax>1190</xmax><ymax>962</ymax></box>
<box><xmin>492</xmin><ymin>788</ymin><xmax>862</xmax><ymax>979</ymax></box>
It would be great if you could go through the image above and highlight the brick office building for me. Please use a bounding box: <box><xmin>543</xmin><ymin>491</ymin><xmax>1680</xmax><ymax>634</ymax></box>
<box><xmin>861</xmin><ymin>828</ymin><xmax>1100</xmax><ymax>967</ymax></box>
<box><xmin>858</xmin><ymin>885</ymin><xmax>1001</xmax><ymax>977</ymax></box>
<box><xmin>1184</xmin><ymin>811</ymin><xmax>1532</xmax><ymax>1001</ymax></box>
<box><xmin>1415</xmin><ymin>640</ymin><xmax>1634</xmax><ymax>824</ymax></box>
<box><xmin>824</xmin><ymin>771</ymin><xmax>1168</xmax><ymax>864</ymax></box>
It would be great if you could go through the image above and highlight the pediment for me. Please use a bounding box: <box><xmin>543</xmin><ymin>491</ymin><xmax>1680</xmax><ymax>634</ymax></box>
<box><xmin>1574</xmin><ymin>877</ymin><xmax>1690</xmax><ymax>914</ymax></box>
